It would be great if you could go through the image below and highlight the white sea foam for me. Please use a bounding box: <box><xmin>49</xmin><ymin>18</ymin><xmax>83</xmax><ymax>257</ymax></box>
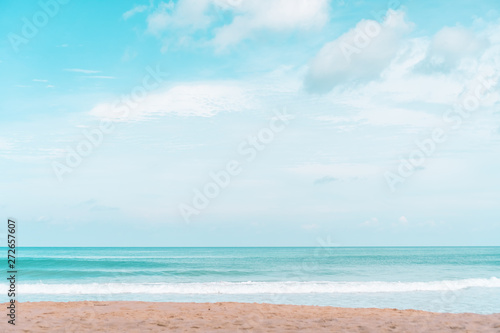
<box><xmin>6</xmin><ymin>277</ymin><xmax>500</xmax><ymax>295</ymax></box>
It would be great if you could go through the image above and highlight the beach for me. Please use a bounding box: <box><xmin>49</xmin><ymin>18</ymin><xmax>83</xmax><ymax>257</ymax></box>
<box><xmin>4</xmin><ymin>0</ymin><xmax>500</xmax><ymax>331</ymax></box>
<box><xmin>10</xmin><ymin>247</ymin><xmax>500</xmax><ymax>314</ymax></box>
<box><xmin>2</xmin><ymin>301</ymin><xmax>500</xmax><ymax>332</ymax></box>
<box><xmin>4</xmin><ymin>247</ymin><xmax>499</xmax><ymax>332</ymax></box>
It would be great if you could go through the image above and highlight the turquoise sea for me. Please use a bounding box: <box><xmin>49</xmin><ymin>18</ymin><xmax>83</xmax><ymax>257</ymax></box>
<box><xmin>2</xmin><ymin>247</ymin><xmax>500</xmax><ymax>314</ymax></box>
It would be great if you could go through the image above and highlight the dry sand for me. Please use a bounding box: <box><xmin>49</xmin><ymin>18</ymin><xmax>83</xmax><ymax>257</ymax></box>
<box><xmin>2</xmin><ymin>301</ymin><xmax>499</xmax><ymax>332</ymax></box>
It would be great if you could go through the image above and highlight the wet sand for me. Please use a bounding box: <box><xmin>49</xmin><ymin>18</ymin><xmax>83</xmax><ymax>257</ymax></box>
<box><xmin>2</xmin><ymin>301</ymin><xmax>500</xmax><ymax>332</ymax></box>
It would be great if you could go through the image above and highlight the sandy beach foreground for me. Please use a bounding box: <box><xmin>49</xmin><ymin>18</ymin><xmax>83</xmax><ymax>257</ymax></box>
<box><xmin>2</xmin><ymin>301</ymin><xmax>499</xmax><ymax>332</ymax></box>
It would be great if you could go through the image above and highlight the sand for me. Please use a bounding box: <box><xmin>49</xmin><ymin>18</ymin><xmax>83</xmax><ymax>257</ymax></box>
<box><xmin>1</xmin><ymin>301</ymin><xmax>499</xmax><ymax>332</ymax></box>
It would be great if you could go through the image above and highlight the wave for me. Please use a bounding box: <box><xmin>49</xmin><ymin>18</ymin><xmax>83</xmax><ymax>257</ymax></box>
<box><xmin>5</xmin><ymin>277</ymin><xmax>500</xmax><ymax>295</ymax></box>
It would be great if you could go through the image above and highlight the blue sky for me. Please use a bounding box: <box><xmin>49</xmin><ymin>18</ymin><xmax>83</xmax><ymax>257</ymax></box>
<box><xmin>1</xmin><ymin>0</ymin><xmax>499</xmax><ymax>246</ymax></box>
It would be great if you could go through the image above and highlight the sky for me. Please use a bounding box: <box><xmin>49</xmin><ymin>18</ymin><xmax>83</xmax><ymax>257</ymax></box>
<box><xmin>0</xmin><ymin>0</ymin><xmax>499</xmax><ymax>246</ymax></box>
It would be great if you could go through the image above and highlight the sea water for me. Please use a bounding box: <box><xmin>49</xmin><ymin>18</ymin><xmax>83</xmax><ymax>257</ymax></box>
<box><xmin>2</xmin><ymin>247</ymin><xmax>499</xmax><ymax>314</ymax></box>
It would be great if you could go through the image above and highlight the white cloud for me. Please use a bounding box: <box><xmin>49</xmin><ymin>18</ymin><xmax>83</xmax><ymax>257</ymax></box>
<box><xmin>419</xmin><ymin>26</ymin><xmax>489</xmax><ymax>71</ymax></box>
<box><xmin>304</xmin><ymin>10</ymin><xmax>413</xmax><ymax>93</ymax></box>
<box><xmin>392</xmin><ymin>216</ymin><xmax>409</xmax><ymax>227</ymax></box>
<box><xmin>305</xmin><ymin>19</ymin><xmax>500</xmax><ymax>132</ymax></box>
<box><xmin>146</xmin><ymin>0</ymin><xmax>329</xmax><ymax>48</ymax></box>
<box><xmin>212</xmin><ymin>0</ymin><xmax>329</xmax><ymax>49</ymax></box>
<box><xmin>89</xmin><ymin>82</ymin><xmax>258</xmax><ymax>121</ymax></box>
<box><xmin>123</xmin><ymin>4</ymin><xmax>149</xmax><ymax>20</ymax></box>
<box><xmin>146</xmin><ymin>0</ymin><xmax>213</xmax><ymax>34</ymax></box>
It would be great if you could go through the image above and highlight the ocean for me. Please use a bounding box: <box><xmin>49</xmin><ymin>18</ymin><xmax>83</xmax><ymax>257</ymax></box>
<box><xmin>3</xmin><ymin>247</ymin><xmax>499</xmax><ymax>314</ymax></box>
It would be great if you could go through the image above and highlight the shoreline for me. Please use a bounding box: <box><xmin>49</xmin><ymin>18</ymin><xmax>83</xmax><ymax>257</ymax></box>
<box><xmin>2</xmin><ymin>301</ymin><xmax>499</xmax><ymax>332</ymax></box>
